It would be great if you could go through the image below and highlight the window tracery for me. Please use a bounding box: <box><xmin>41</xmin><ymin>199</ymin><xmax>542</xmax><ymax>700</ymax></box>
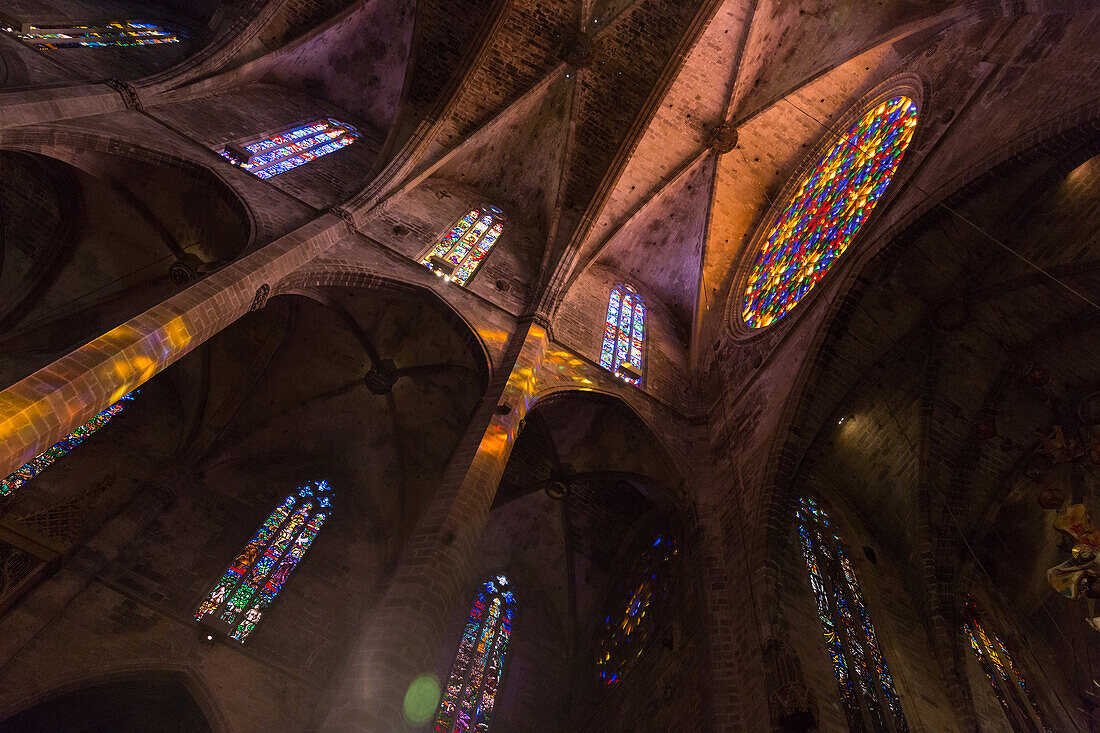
<box><xmin>0</xmin><ymin>392</ymin><xmax>137</xmax><ymax>498</ymax></box>
<box><xmin>599</xmin><ymin>284</ymin><xmax>646</xmax><ymax>385</ymax></box>
<box><xmin>420</xmin><ymin>206</ymin><xmax>506</xmax><ymax>286</ymax></box>
<box><xmin>195</xmin><ymin>480</ymin><xmax>333</xmax><ymax>642</ymax></box>
<box><xmin>595</xmin><ymin>535</ymin><xmax>676</xmax><ymax>686</ymax></box>
<box><xmin>435</xmin><ymin>575</ymin><xmax>516</xmax><ymax>733</ymax></box>
<box><xmin>742</xmin><ymin>96</ymin><xmax>918</xmax><ymax>328</ymax></box>
<box><xmin>796</xmin><ymin>497</ymin><xmax>908</xmax><ymax>731</ymax></box>
<box><xmin>963</xmin><ymin>598</ymin><xmax>1050</xmax><ymax>732</ymax></box>
<box><xmin>219</xmin><ymin>119</ymin><xmax>360</xmax><ymax>179</ymax></box>
<box><xmin>1</xmin><ymin>21</ymin><xmax>182</xmax><ymax>49</ymax></box>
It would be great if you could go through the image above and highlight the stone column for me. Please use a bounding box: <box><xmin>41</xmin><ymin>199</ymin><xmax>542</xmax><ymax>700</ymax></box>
<box><xmin>0</xmin><ymin>215</ymin><xmax>345</xmax><ymax>480</ymax></box>
<box><xmin>321</xmin><ymin>319</ymin><xmax>549</xmax><ymax>731</ymax></box>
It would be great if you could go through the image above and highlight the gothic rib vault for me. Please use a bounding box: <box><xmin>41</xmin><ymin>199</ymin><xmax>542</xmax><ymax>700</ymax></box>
<box><xmin>0</xmin><ymin>0</ymin><xmax>1099</xmax><ymax>731</ymax></box>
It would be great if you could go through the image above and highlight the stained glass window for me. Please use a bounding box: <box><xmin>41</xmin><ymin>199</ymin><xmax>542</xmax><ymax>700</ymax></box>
<box><xmin>963</xmin><ymin>598</ymin><xmax>1050</xmax><ymax>733</ymax></box>
<box><xmin>796</xmin><ymin>497</ymin><xmax>908</xmax><ymax>732</ymax></box>
<box><xmin>219</xmin><ymin>119</ymin><xmax>359</xmax><ymax>179</ymax></box>
<box><xmin>195</xmin><ymin>480</ymin><xmax>333</xmax><ymax>643</ymax></box>
<box><xmin>1</xmin><ymin>392</ymin><xmax>137</xmax><ymax>498</ymax></box>
<box><xmin>1</xmin><ymin>21</ymin><xmax>183</xmax><ymax>50</ymax></box>
<box><xmin>435</xmin><ymin>575</ymin><xmax>516</xmax><ymax>733</ymax></box>
<box><xmin>599</xmin><ymin>284</ymin><xmax>646</xmax><ymax>386</ymax></box>
<box><xmin>420</xmin><ymin>206</ymin><xmax>506</xmax><ymax>286</ymax></box>
<box><xmin>742</xmin><ymin>97</ymin><xmax>919</xmax><ymax>328</ymax></box>
<box><xmin>596</xmin><ymin>535</ymin><xmax>676</xmax><ymax>686</ymax></box>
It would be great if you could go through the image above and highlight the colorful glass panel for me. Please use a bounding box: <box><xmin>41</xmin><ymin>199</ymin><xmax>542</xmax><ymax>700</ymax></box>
<box><xmin>1</xmin><ymin>392</ymin><xmax>137</xmax><ymax>497</ymax></box>
<box><xmin>421</xmin><ymin>206</ymin><xmax>506</xmax><ymax>286</ymax></box>
<box><xmin>595</xmin><ymin>535</ymin><xmax>676</xmax><ymax>686</ymax></box>
<box><xmin>963</xmin><ymin>599</ymin><xmax>1050</xmax><ymax>732</ymax></box>
<box><xmin>796</xmin><ymin>497</ymin><xmax>908</xmax><ymax>732</ymax></box>
<box><xmin>742</xmin><ymin>97</ymin><xmax>919</xmax><ymax>328</ymax></box>
<box><xmin>599</xmin><ymin>284</ymin><xmax>646</xmax><ymax>385</ymax></box>
<box><xmin>196</xmin><ymin>480</ymin><xmax>333</xmax><ymax>643</ymax></box>
<box><xmin>3</xmin><ymin>21</ymin><xmax>183</xmax><ymax>49</ymax></box>
<box><xmin>220</xmin><ymin>119</ymin><xmax>359</xmax><ymax>179</ymax></box>
<box><xmin>435</xmin><ymin>575</ymin><xmax>516</xmax><ymax>733</ymax></box>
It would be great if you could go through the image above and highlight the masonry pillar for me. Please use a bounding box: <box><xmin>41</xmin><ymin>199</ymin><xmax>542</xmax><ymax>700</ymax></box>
<box><xmin>320</xmin><ymin>319</ymin><xmax>550</xmax><ymax>731</ymax></box>
<box><xmin>0</xmin><ymin>216</ymin><xmax>345</xmax><ymax>480</ymax></box>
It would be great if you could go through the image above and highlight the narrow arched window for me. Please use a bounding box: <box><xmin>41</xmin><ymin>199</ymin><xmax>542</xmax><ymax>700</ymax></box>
<box><xmin>219</xmin><ymin>119</ymin><xmax>359</xmax><ymax>179</ymax></box>
<box><xmin>796</xmin><ymin>497</ymin><xmax>909</xmax><ymax>731</ymax></box>
<box><xmin>742</xmin><ymin>96</ymin><xmax>918</xmax><ymax>328</ymax></box>
<box><xmin>195</xmin><ymin>480</ymin><xmax>333</xmax><ymax>642</ymax></box>
<box><xmin>600</xmin><ymin>284</ymin><xmax>646</xmax><ymax>385</ymax></box>
<box><xmin>963</xmin><ymin>598</ymin><xmax>1050</xmax><ymax>732</ymax></box>
<box><xmin>595</xmin><ymin>535</ymin><xmax>676</xmax><ymax>686</ymax></box>
<box><xmin>435</xmin><ymin>575</ymin><xmax>516</xmax><ymax>733</ymax></box>
<box><xmin>1</xmin><ymin>21</ymin><xmax>183</xmax><ymax>49</ymax></box>
<box><xmin>1</xmin><ymin>392</ymin><xmax>137</xmax><ymax>498</ymax></box>
<box><xmin>421</xmin><ymin>206</ymin><xmax>506</xmax><ymax>286</ymax></box>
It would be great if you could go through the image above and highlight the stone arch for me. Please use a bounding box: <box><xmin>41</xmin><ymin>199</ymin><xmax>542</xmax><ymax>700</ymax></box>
<box><xmin>272</xmin><ymin>266</ymin><xmax>494</xmax><ymax>393</ymax></box>
<box><xmin>749</xmin><ymin>107</ymin><xmax>1100</xmax><ymax>733</ymax></box>
<box><xmin>528</xmin><ymin>386</ymin><xmax>695</xmax><ymax>501</ymax></box>
<box><xmin>0</xmin><ymin>666</ymin><xmax>228</xmax><ymax>733</ymax></box>
<box><xmin>0</xmin><ymin>126</ymin><xmax>257</xmax><ymax>249</ymax></box>
<box><xmin>757</xmin><ymin>109</ymin><xmax>1100</xmax><ymax>627</ymax></box>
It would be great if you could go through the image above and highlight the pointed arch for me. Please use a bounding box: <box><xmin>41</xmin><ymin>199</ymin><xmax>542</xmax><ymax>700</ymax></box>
<box><xmin>219</xmin><ymin>119</ymin><xmax>360</xmax><ymax>179</ymax></box>
<box><xmin>421</xmin><ymin>206</ymin><xmax>507</xmax><ymax>286</ymax></box>
<box><xmin>599</xmin><ymin>283</ymin><xmax>646</xmax><ymax>385</ymax></box>
<box><xmin>195</xmin><ymin>480</ymin><xmax>333</xmax><ymax>642</ymax></box>
<box><xmin>963</xmin><ymin>598</ymin><xmax>1050</xmax><ymax>732</ymax></box>
<box><xmin>796</xmin><ymin>497</ymin><xmax>909</xmax><ymax>731</ymax></box>
<box><xmin>435</xmin><ymin>575</ymin><xmax>516</xmax><ymax>733</ymax></box>
<box><xmin>0</xmin><ymin>392</ymin><xmax>136</xmax><ymax>497</ymax></box>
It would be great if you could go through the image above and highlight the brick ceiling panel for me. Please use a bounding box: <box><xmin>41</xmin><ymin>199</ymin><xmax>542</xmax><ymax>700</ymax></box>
<box><xmin>435</xmin><ymin>72</ymin><xmax>573</xmax><ymax>233</ymax></box>
<box><xmin>592</xmin><ymin>154</ymin><xmax>715</xmax><ymax>330</ymax></box>
<box><xmin>406</xmin><ymin>0</ymin><xmax>497</xmax><ymax>112</ymax></box>
<box><xmin>562</xmin><ymin>0</ymin><xmax>702</xmax><ymax>214</ymax></box>
<box><xmin>255</xmin><ymin>0</ymin><xmax>416</xmax><ymax>136</ymax></box>
<box><xmin>729</xmin><ymin>0</ymin><xmax>958</xmax><ymax>118</ymax></box>
<box><xmin>440</xmin><ymin>0</ymin><xmax>579</xmax><ymax>141</ymax></box>
<box><xmin>583</xmin><ymin>1</ymin><xmax>746</xmax><ymax>243</ymax></box>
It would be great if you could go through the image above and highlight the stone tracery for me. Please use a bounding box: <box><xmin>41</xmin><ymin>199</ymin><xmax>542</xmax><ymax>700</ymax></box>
<box><xmin>0</xmin><ymin>1</ymin><xmax>1094</xmax><ymax>731</ymax></box>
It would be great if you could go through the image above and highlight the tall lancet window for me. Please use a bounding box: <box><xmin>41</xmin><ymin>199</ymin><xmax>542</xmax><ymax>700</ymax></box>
<box><xmin>421</xmin><ymin>206</ymin><xmax>506</xmax><ymax>286</ymax></box>
<box><xmin>435</xmin><ymin>575</ymin><xmax>516</xmax><ymax>733</ymax></box>
<box><xmin>219</xmin><ymin>119</ymin><xmax>359</xmax><ymax>179</ymax></box>
<box><xmin>195</xmin><ymin>480</ymin><xmax>333</xmax><ymax>642</ymax></box>
<box><xmin>600</xmin><ymin>284</ymin><xmax>646</xmax><ymax>385</ymax></box>
<box><xmin>1</xmin><ymin>21</ymin><xmax>183</xmax><ymax>49</ymax></box>
<box><xmin>963</xmin><ymin>598</ymin><xmax>1050</xmax><ymax>732</ymax></box>
<box><xmin>796</xmin><ymin>497</ymin><xmax>909</xmax><ymax>732</ymax></box>
<box><xmin>1</xmin><ymin>392</ymin><xmax>137</xmax><ymax>498</ymax></box>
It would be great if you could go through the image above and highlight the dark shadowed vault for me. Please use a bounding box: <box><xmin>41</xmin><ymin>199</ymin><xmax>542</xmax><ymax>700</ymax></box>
<box><xmin>0</xmin><ymin>1</ymin><xmax>1098</xmax><ymax>732</ymax></box>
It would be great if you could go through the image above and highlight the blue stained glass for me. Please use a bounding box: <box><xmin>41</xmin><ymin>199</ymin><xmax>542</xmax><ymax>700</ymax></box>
<box><xmin>421</xmin><ymin>207</ymin><xmax>506</xmax><ymax>286</ymax></box>
<box><xmin>5</xmin><ymin>21</ymin><xmax>183</xmax><ymax>50</ymax></box>
<box><xmin>220</xmin><ymin>119</ymin><xmax>359</xmax><ymax>179</ymax></box>
<box><xmin>196</xmin><ymin>480</ymin><xmax>333</xmax><ymax>642</ymax></box>
<box><xmin>435</xmin><ymin>576</ymin><xmax>516</xmax><ymax>733</ymax></box>
<box><xmin>743</xmin><ymin>98</ymin><xmax>918</xmax><ymax>328</ymax></box>
<box><xmin>600</xmin><ymin>284</ymin><xmax>646</xmax><ymax>385</ymax></box>
<box><xmin>797</xmin><ymin>498</ymin><xmax>908</xmax><ymax>732</ymax></box>
<box><xmin>1</xmin><ymin>392</ymin><xmax>138</xmax><ymax>497</ymax></box>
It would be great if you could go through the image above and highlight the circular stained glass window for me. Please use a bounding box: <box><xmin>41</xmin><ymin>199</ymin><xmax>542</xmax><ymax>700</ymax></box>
<box><xmin>741</xmin><ymin>96</ymin><xmax>919</xmax><ymax>329</ymax></box>
<box><xmin>595</xmin><ymin>535</ymin><xmax>677</xmax><ymax>686</ymax></box>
